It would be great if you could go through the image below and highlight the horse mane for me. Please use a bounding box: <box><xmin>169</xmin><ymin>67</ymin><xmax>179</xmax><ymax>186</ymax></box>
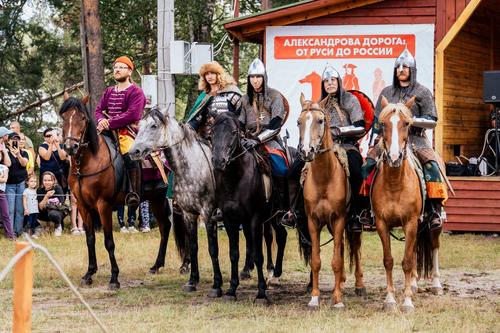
<box><xmin>378</xmin><ymin>102</ymin><xmax>413</xmax><ymax>124</ymax></box>
<box><xmin>59</xmin><ymin>97</ymin><xmax>99</xmax><ymax>154</ymax></box>
<box><xmin>146</xmin><ymin>106</ymin><xmax>167</xmax><ymax>125</ymax></box>
<box><xmin>213</xmin><ymin>110</ymin><xmax>239</xmax><ymax>127</ymax></box>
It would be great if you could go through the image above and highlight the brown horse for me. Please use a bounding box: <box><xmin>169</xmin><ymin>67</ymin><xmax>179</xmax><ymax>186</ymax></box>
<box><xmin>59</xmin><ymin>93</ymin><xmax>177</xmax><ymax>289</ymax></box>
<box><xmin>297</xmin><ymin>93</ymin><xmax>364</xmax><ymax>309</ymax></box>
<box><xmin>372</xmin><ymin>96</ymin><xmax>443</xmax><ymax>313</ymax></box>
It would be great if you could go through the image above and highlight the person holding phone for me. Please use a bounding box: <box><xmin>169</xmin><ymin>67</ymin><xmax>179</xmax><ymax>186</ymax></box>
<box><xmin>38</xmin><ymin>128</ymin><xmax>67</xmax><ymax>191</ymax></box>
<box><xmin>5</xmin><ymin>131</ymin><xmax>28</xmax><ymax>236</ymax></box>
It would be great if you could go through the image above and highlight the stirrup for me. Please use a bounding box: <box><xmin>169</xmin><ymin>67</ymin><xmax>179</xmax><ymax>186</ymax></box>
<box><xmin>125</xmin><ymin>192</ymin><xmax>140</xmax><ymax>206</ymax></box>
<box><xmin>347</xmin><ymin>216</ymin><xmax>363</xmax><ymax>233</ymax></box>
<box><xmin>279</xmin><ymin>210</ymin><xmax>297</xmax><ymax>229</ymax></box>
<box><xmin>358</xmin><ymin>209</ymin><xmax>374</xmax><ymax>227</ymax></box>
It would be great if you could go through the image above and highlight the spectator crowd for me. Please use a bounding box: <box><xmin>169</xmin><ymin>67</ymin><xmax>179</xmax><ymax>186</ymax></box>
<box><xmin>0</xmin><ymin>122</ymin><xmax>153</xmax><ymax>241</ymax></box>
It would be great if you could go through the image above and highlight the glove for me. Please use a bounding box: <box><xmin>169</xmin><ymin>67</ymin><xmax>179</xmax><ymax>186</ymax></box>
<box><xmin>331</xmin><ymin>126</ymin><xmax>341</xmax><ymax>137</ymax></box>
<box><xmin>242</xmin><ymin>138</ymin><xmax>259</xmax><ymax>150</ymax></box>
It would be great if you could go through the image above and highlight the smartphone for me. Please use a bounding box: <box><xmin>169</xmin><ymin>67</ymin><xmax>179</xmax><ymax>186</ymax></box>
<box><xmin>12</xmin><ymin>141</ymin><xmax>18</xmax><ymax>148</ymax></box>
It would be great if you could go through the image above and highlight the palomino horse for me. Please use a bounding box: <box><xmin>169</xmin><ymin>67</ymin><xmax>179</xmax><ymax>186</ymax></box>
<box><xmin>211</xmin><ymin>111</ymin><xmax>274</xmax><ymax>303</ymax></box>
<box><xmin>297</xmin><ymin>94</ymin><xmax>364</xmax><ymax>309</ymax></box>
<box><xmin>372</xmin><ymin>96</ymin><xmax>443</xmax><ymax>313</ymax></box>
<box><xmin>59</xmin><ymin>94</ymin><xmax>176</xmax><ymax>289</ymax></box>
<box><xmin>129</xmin><ymin>107</ymin><xmax>222</xmax><ymax>297</ymax></box>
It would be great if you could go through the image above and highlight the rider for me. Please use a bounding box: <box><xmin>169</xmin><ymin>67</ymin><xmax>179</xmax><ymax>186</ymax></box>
<box><xmin>95</xmin><ymin>56</ymin><xmax>146</xmax><ymax>206</ymax></box>
<box><xmin>319</xmin><ymin>66</ymin><xmax>367</xmax><ymax>233</ymax></box>
<box><xmin>186</xmin><ymin>61</ymin><xmax>241</xmax><ymax>137</ymax></box>
<box><xmin>237</xmin><ymin>58</ymin><xmax>291</xmax><ymax>220</ymax></box>
<box><xmin>362</xmin><ymin>47</ymin><xmax>447</xmax><ymax>230</ymax></box>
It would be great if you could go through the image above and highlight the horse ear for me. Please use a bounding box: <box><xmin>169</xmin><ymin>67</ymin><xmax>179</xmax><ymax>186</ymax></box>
<box><xmin>405</xmin><ymin>96</ymin><xmax>416</xmax><ymax>109</ymax></box>
<box><xmin>63</xmin><ymin>91</ymin><xmax>70</xmax><ymax>101</ymax></box>
<box><xmin>300</xmin><ymin>93</ymin><xmax>306</xmax><ymax>107</ymax></box>
<box><xmin>380</xmin><ymin>95</ymin><xmax>389</xmax><ymax>109</ymax></box>
<box><xmin>82</xmin><ymin>95</ymin><xmax>90</xmax><ymax>105</ymax></box>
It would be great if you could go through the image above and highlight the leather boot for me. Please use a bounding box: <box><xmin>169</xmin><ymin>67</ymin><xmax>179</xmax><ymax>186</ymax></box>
<box><xmin>124</xmin><ymin>153</ymin><xmax>141</xmax><ymax>207</ymax></box>
<box><xmin>427</xmin><ymin>200</ymin><xmax>444</xmax><ymax>231</ymax></box>
<box><xmin>275</xmin><ymin>176</ymin><xmax>297</xmax><ymax>228</ymax></box>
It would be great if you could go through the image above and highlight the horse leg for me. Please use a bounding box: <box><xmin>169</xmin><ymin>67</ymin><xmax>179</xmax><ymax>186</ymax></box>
<box><xmin>80</xmin><ymin>208</ymin><xmax>97</xmax><ymax>286</ymax></box>
<box><xmin>183</xmin><ymin>213</ymin><xmax>199</xmax><ymax>292</ymax></box>
<box><xmin>149</xmin><ymin>196</ymin><xmax>171</xmax><ymax>274</ymax></box>
<box><xmin>401</xmin><ymin>220</ymin><xmax>418</xmax><ymax>313</ymax></box>
<box><xmin>331</xmin><ymin>216</ymin><xmax>346</xmax><ymax>309</ymax></box>
<box><xmin>430</xmin><ymin>227</ymin><xmax>444</xmax><ymax>295</ymax></box>
<box><xmin>271</xmin><ymin>220</ymin><xmax>287</xmax><ymax>281</ymax></box>
<box><xmin>99</xmin><ymin>204</ymin><xmax>120</xmax><ymax>290</ymax></box>
<box><xmin>352</xmin><ymin>231</ymin><xmax>366</xmax><ymax>296</ymax></box>
<box><xmin>264</xmin><ymin>222</ymin><xmax>275</xmax><ymax>277</ymax></box>
<box><xmin>376</xmin><ymin>218</ymin><xmax>397</xmax><ymax>312</ymax></box>
<box><xmin>252</xmin><ymin>217</ymin><xmax>268</xmax><ymax>304</ymax></box>
<box><xmin>224</xmin><ymin>220</ymin><xmax>240</xmax><ymax>300</ymax></box>
<box><xmin>308</xmin><ymin>219</ymin><xmax>321</xmax><ymax>308</ymax></box>
<box><xmin>240</xmin><ymin>222</ymin><xmax>254</xmax><ymax>280</ymax></box>
<box><xmin>411</xmin><ymin>253</ymin><xmax>418</xmax><ymax>294</ymax></box>
<box><xmin>205</xmin><ymin>218</ymin><xmax>223</xmax><ymax>298</ymax></box>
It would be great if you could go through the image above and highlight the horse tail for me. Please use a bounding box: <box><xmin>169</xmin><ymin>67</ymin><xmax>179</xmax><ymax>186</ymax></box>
<box><xmin>417</xmin><ymin>224</ymin><xmax>433</xmax><ymax>279</ymax></box>
<box><xmin>172</xmin><ymin>210</ymin><xmax>187</xmax><ymax>260</ymax></box>
<box><xmin>296</xmin><ymin>214</ymin><xmax>311</xmax><ymax>265</ymax></box>
<box><xmin>345</xmin><ymin>228</ymin><xmax>361</xmax><ymax>273</ymax></box>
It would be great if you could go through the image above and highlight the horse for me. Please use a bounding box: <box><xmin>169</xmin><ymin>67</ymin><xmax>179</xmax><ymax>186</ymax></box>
<box><xmin>129</xmin><ymin>107</ymin><xmax>223</xmax><ymax>297</ymax></box>
<box><xmin>211</xmin><ymin>111</ymin><xmax>276</xmax><ymax>303</ymax></box>
<box><xmin>371</xmin><ymin>96</ymin><xmax>443</xmax><ymax>313</ymax></box>
<box><xmin>297</xmin><ymin>93</ymin><xmax>364</xmax><ymax>309</ymax></box>
<box><xmin>59</xmin><ymin>93</ymin><xmax>176</xmax><ymax>289</ymax></box>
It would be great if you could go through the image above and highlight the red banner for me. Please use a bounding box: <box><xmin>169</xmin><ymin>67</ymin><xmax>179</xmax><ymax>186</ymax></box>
<box><xmin>274</xmin><ymin>34</ymin><xmax>416</xmax><ymax>59</ymax></box>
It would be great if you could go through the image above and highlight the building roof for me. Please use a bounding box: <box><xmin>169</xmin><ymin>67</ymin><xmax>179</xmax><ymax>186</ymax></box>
<box><xmin>223</xmin><ymin>0</ymin><xmax>386</xmax><ymax>43</ymax></box>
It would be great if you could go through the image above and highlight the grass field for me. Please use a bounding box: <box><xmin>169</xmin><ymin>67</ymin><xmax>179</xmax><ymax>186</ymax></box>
<box><xmin>0</xmin><ymin>227</ymin><xmax>499</xmax><ymax>333</ymax></box>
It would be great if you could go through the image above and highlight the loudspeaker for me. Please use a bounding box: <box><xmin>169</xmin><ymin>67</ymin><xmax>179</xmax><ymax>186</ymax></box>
<box><xmin>484</xmin><ymin>71</ymin><xmax>500</xmax><ymax>104</ymax></box>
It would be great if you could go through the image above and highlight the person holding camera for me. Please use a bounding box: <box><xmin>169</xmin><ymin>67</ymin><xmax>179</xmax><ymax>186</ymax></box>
<box><xmin>38</xmin><ymin>128</ymin><xmax>68</xmax><ymax>191</ymax></box>
<box><xmin>5</xmin><ymin>131</ymin><xmax>29</xmax><ymax>236</ymax></box>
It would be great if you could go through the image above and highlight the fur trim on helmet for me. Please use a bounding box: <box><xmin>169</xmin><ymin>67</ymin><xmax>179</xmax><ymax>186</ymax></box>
<box><xmin>198</xmin><ymin>61</ymin><xmax>236</xmax><ymax>93</ymax></box>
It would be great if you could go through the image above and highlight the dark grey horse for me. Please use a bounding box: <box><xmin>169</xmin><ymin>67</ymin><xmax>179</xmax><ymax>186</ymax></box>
<box><xmin>130</xmin><ymin>107</ymin><xmax>223</xmax><ymax>297</ymax></box>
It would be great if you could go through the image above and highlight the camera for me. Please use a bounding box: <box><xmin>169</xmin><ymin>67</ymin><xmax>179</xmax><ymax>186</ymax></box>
<box><xmin>12</xmin><ymin>141</ymin><xmax>18</xmax><ymax>149</ymax></box>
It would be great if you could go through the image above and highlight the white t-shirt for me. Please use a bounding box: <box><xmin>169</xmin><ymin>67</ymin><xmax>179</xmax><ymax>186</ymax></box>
<box><xmin>23</xmin><ymin>188</ymin><xmax>39</xmax><ymax>214</ymax></box>
<box><xmin>0</xmin><ymin>164</ymin><xmax>8</xmax><ymax>192</ymax></box>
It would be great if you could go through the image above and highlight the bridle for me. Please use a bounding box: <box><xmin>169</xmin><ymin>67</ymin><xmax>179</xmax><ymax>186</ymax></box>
<box><xmin>299</xmin><ymin>103</ymin><xmax>332</xmax><ymax>158</ymax></box>
<box><xmin>212</xmin><ymin>115</ymin><xmax>247</xmax><ymax>166</ymax></box>
<box><xmin>379</xmin><ymin>109</ymin><xmax>410</xmax><ymax>167</ymax></box>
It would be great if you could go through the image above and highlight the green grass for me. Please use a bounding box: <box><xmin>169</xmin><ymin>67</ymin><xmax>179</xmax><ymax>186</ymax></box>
<box><xmin>0</xmin><ymin>229</ymin><xmax>499</xmax><ymax>333</ymax></box>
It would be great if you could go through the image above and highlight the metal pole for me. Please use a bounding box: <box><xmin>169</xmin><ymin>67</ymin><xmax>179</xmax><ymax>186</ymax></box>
<box><xmin>232</xmin><ymin>0</ymin><xmax>240</xmax><ymax>82</ymax></box>
<box><xmin>158</xmin><ymin>0</ymin><xmax>176</xmax><ymax>115</ymax></box>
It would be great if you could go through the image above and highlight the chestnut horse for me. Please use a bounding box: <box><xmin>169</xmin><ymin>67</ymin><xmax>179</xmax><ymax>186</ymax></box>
<box><xmin>297</xmin><ymin>94</ymin><xmax>364</xmax><ymax>309</ymax></box>
<box><xmin>372</xmin><ymin>96</ymin><xmax>443</xmax><ymax>313</ymax></box>
<box><xmin>59</xmin><ymin>94</ymin><xmax>177</xmax><ymax>289</ymax></box>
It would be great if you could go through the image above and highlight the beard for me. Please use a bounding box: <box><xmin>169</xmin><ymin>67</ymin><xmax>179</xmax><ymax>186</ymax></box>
<box><xmin>114</xmin><ymin>75</ymin><xmax>129</xmax><ymax>83</ymax></box>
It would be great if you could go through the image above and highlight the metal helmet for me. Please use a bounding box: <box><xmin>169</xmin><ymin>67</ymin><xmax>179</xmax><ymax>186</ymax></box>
<box><xmin>321</xmin><ymin>66</ymin><xmax>340</xmax><ymax>85</ymax></box>
<box><xmin>248</xmin><ymin>58</ymin><xmax>266</xmax><ymax>76</ymax></box>
<box><xmin>394</xmin><ymin>46</ymin><xmax>416</xmax><ymax>71</ymax></box>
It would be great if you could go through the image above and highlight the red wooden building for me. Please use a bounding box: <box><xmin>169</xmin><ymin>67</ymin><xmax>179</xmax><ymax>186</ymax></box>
<box><xmin>224</xmin><ymin>0</ymin><xmax>500</xmax><ymax>232</ymax></box>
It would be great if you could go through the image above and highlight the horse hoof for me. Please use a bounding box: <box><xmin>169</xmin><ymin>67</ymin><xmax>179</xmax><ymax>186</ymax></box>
<box><xmin>254</xmin><ymin>297</ymin><xmax>270</xmax><ymax>306</ymax></box>
<box><xmin>333</xmin><ymin>302</ymin><xmax>345</xmax><ymax>310</ymax></box>
<box><xmin>431</xmin><ymin>287</ymin><xmax>444</xmax><ymax>296</ymax></box>
<box><xmin>108</xmin><ymin>282</ymin><xmax>120</xmax><ymax>290</ymax></box>
<box><xmin>267</xmin><ymin>276</ymin><xmax>280</xmax><ymax>287</ymax></box>
<box><xmin>401</xmin><ymin>304</ymin><xmax>415</xmax><ymax>314</ymax></box>
<box><xmin>239</xmin><ymin>270</ymin><xmax>251</xmax><ymax>280</ymax></box>
<box><xmin>80</xmin><ymin>278</ymin><xmax>92</xmax><ymax>287</ymax></box>
<box><xmin>355</xmin><ymin>287</ymin><xmax>367</xmax><ymax>297</ymax></box>
<box><xmin>208</xmin><ymin>288</ymin><xmax>222</xmax><ymax>298</ymax></box>
<box><xmin>179</xmin><ymin>265</ymin><xmax>190</xmax><ymax>275</ymax></box>
<box><xmin>223</xmin><ymin>294</ymin><xmax>237</xmax><ymax>302</ymax></box>
<box><xmin>149</xmin><ymin>266</ymin><xmax>160</xmax><ymax>274</ymax></box>
<box><xmin>383</xmin><ymin>302</ymin><xmax>397</xmax><ymax>312</ymax></box>
<box><xmin>411</xmin><ymin>285</ymin><xmax>418</xmax><ymax>294</ymax></box>
<box><xmin>308</xmin><ymin>296</ymin><xmax>320</xmax><ymax>309</ymax></box>
<box><xmin>182</xmin><ymin>283</ymin><xmax>197</xmax><ymax>293</ymax></box>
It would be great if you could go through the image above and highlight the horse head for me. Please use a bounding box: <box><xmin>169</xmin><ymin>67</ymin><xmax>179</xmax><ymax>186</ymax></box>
<box><xmin>378</xmin><ymin>95</ymin><xmax>415</xmax><ymax>167</ymax></box>
<box><xmin>211</xmin><ymin>112</ymin><xmax>241</xmax><ymax>171</ymax></box>
<box><xmin>130</xmin><ymin>106</ymin><xmax>169</xmax><ymax>160</ymax></box>
<box><xmin>59</xmin><ymin>92</ymin><xmax>97</xmax><ymax>155</ymax></box>
<box><xmin>297</xmin><ymin>93</ymin><xmax>328</xmax><ymax>162</ymax></box>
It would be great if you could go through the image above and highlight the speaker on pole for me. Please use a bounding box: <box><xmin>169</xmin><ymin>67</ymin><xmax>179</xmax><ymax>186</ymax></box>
<box><xmin>484</xmin><ymin>71</ymin><xmax>500</xmax><ymax>105</ymax></box>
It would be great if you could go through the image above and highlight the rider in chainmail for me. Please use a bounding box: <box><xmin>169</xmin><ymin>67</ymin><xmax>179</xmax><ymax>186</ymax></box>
<box><xmin>362</xmin><ymin>47</ymin><xmax>447</xmax><ymax>230</ymax></box>
<box><xmin>237</xmin><ymin>58</ymin><xmax>292</xmax><ymax>222</ymax></box>
<box><xmin>319</xmin><ymin>66</ymin><xmax>367</xmax><ymax>233</ymax></box>
<box><xmin>186</xmin><ymin>61</ymin><xmax>241</xmax><ymax>139</ymax></box>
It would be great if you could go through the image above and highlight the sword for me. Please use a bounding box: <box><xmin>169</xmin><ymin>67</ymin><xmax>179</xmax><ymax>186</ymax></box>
<box><xmin>283</xmin><ymin>129</ymin><xmax>294</xmax><ymax>165</ymax></box>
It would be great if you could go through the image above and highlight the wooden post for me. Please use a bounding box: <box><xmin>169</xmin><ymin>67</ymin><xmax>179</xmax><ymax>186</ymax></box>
<box><xmin>233</xmin><ymin>0</ymin><xmax>240</xmax><ymax>82</ymax></box>
<box><xmin>13</xmin><ymin>242</ymin><xmax>33</xmax><ymax>333</ymax></box>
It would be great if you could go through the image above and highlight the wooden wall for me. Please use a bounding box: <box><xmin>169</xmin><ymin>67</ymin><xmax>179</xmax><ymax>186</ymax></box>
<box><xmin>441</xmin><ymin>3</ymin><xmax>500</xmax><ymax>162</ymax></box>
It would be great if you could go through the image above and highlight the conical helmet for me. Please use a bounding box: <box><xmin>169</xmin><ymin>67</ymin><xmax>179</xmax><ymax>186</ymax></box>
<box><xmin>321</xmin><ymin>66</ymin><xmax>340</xmax><ymax>84</ymax></box>
<box><xmin>394</xmin><ymin>46</ymin><xmax>416</xmax><ymax>71</ymax></box>
<box><xmin>248</xmin><ymin>58</ymin><xmax>266</xmax><ymax>76</ymax></box>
